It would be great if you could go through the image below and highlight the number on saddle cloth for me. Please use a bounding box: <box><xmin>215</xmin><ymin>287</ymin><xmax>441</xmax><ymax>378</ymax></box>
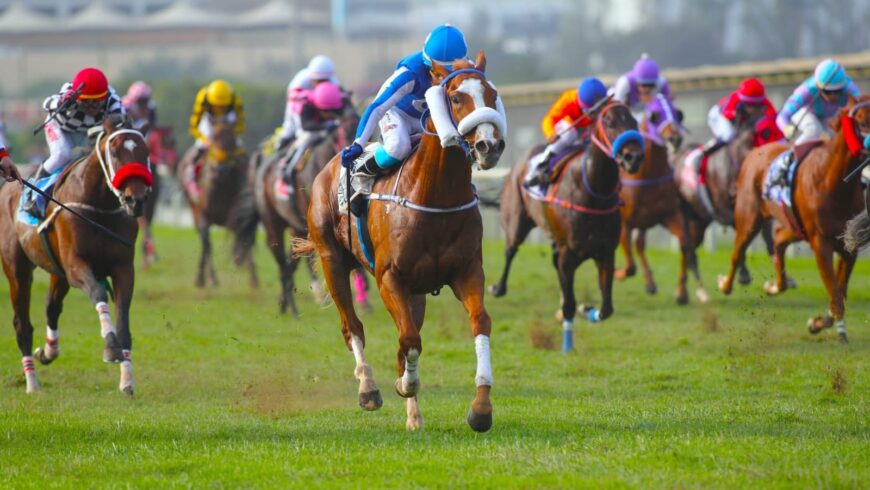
<box><xmin>763</xmin><ymin>150</ymin><xmax>796</xmax><ymax>207</ymax></box>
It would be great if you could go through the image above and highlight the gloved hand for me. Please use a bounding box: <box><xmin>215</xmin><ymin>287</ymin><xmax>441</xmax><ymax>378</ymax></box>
<box><xmin>323</xmin><ymin>119</ymin><xmax>339</xmax><ymax>132</ymax></box>
<box><xmin>341</xmin><ymin>142</ymin><xmax>363</xmax><ymax>168</ymax></box>
<box><xmin>783</xmin><ymin>124</ymin><xmax>797</xmax><ymax>140</ymax></box>
<box><xmin>59</xmin><ymin>88</ymin><xmax>79</xmax><ymax>107</ymax></box>
<box><xmin>0</xmin><ymin>156</ymin><xmax>21</xmax><ymax>182</ymax></box>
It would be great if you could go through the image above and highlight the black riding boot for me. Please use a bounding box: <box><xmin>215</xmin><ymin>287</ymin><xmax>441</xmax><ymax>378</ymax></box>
<box><xmin>23</xmin><ymin>166</ymin><xmax>49</xmax><ymax>219</ymax></box>
<box><xmin>349</xmin><ymin>154</ymin><xmax>379</xmax><ymax>217</ymax></box>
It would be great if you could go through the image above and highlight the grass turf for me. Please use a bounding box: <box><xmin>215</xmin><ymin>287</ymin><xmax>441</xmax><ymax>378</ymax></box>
<box><xmin>0</xmin><ymin>226</ymin><xmax>867</xmax><ymax>489</ymax></box>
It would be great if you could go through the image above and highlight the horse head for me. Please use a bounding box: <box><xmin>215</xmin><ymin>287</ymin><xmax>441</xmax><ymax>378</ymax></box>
<box><xmin>429</xmin><ymin>51</ymin><xmax>507</xmax><ymax>170</ymax></box>
<box><xmin>97</xmin><ymin>115</ymin><xmax>153</xmax><ymax>217</ymax></box>
<box><xmin>836</xmin><ymin>95</ymin><xmax>870</xmax><ymax>159</ymax></box>
<box><xmin>592</xmin><ymin>102</ymin><xmax>645</xmax><ymax>174</ymax></box>
<box><xmin>207</xmin><ymin>121</ymin><xmax>239</xmax><ymax>169</ymax></box>
<box><xmin>643</xmin><ymin>93</ymin><xmax>685</xmax><ymax>153</ymax></box>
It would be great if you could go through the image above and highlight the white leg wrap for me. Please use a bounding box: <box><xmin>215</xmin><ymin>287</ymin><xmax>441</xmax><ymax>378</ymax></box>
<box><xmin>835</xmin><ymin>320</ymin><xmax>846</xmax><ymax>335</ymax></box>
<box><xmin>96</xmin><ymin>302</ymin><xmax>115</xmax><ymax>338</ymax></box>
<box><xmin>401</xmin><ymin>349</ymin><xmax>420</xmax><ymax>393</ymax></box>
<box><xmin>405</xmin><ymin>397</ymin><xmax>423</xmax><ymax>431</ymax></box>
<box><xmin>46</xmin><ymin>326</ymin><xmax>60</xmax><ymax>357</ymax></box>
<box><xmin>351</xmin><ymin>334</ymin><xmax>378</xmax><ymax>394</ymax></box>
<box><xmin>474</xmin><ymin>335</ymin><xmax>493</xmax><ymax>387</ymax></box>
<box><xmin>22</xmin><ymin>356</ymin><xmax>39</xmax><ymax>393</ymax></box>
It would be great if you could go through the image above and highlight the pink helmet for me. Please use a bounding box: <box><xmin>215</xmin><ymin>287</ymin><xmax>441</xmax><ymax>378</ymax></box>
<box><xmin>126</xmin><ymin>81</ymin><xmax>152</xmax><ymax>101</ymax></box>
<box><xmin>311</xmin><ymin>81</ymin><xmax>343</xmax><ymax>111</ymax></box>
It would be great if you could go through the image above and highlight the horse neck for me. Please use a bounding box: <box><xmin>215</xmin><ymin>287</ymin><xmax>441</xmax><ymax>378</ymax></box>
<box><xmin>69</xmin><ymin>152</ymin><xmax>118</xmax><ymax>208</ymax></box>
<box><xmin>580</xmin><ymin>144</ymin><xmax>620</xmax><ymax>196</ymax></box>
<box><xmin>639</xmin><ymin>140</ymin><xmax>668</xmax><ymax>177</ymax></box>
<box><xmin>401</xmin><ymin>135</ymin><xmax>473</xmax><ymax>207</ymax></box>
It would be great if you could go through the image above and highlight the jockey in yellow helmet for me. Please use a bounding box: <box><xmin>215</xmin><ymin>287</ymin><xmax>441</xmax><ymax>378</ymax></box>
<box><xmin>189</xmin><ymin>80</ymin><xmax>245</xmax><ymax>161</ymax></box>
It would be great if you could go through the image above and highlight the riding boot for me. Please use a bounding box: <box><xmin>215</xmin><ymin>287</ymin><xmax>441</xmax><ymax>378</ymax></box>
<box><xmin>525</xmin><ymin>149</ymin><xmax>553</xmax><ymax>187</ymax></box>
<box><xmin>349</xmin><ymin>154</ymin><xmax>379</xmax><ymax>217</ymax></box>
<box><xmin>23</xmin><ymin>166</ymin><xmax>49</xmax><ymax>219</ymax></box>
<box><xmin>280</xmin><ymin>150</ymin><xmax>297</xmax><ymax>186</ymax></box>
<box><xmin>700</xmin><ymin>138</ymin><xmax>725</xmax><ymax>158</ymax></box>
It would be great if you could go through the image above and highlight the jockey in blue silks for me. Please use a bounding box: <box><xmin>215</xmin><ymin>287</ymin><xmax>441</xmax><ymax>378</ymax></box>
<box><xmin>340</xmin><ymin>24</ymin><xmax>495</xmax><ymax>214</ymax></box>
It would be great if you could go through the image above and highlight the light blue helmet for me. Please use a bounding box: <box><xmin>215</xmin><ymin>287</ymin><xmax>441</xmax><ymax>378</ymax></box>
<box><xmin>814</xmin><ymin>58</ymin><xmax>846</xmax><ymax>90</ymax></box>
<box><xmin>422</xmin><ymin>24</ymin><xmax>468</xmax><ymax>70</ymax></box>
<box><xmin>577</xmin><ymin>77</ymin><xmax>608</xmax><ymax>109</ymax></box>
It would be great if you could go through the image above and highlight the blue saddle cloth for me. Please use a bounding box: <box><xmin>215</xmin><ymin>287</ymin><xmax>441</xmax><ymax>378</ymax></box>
<box><xmin>763</xmin><ymin>150</ymin><xmax>798</xmax><ymax>208</ymax></box>
<box><xmin>17</xmin><ymin>168</ymin><xmax>63</xmax><ymax>226</ymax></box>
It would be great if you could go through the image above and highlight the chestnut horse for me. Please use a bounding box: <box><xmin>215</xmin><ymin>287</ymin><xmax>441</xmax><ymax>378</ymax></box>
<box><xmin>255</xmin><ymin>108</ymin><xmax>370</xmax><ymax>315</ymax></box>
<box><xmin>178</xmin><ymin>122</ymin><xmax>258</xmax><ymax>288</ymax></box>
<box><xmin>295</xmin><ymin>53</ymin><xmax>506</xmax><ymax>431</ymax></box>
<box><xmin>718</xmin><ymin>97</ymin><xmax>870</xmax><ymax>342</ymax></box>
<box><xmin>490</xmin><ymin>101</ymin><xmax>645</xmax><ymax>351</ymax></box>
<box><xmin>614</xmin><ymin>94</ymin><xmax>706</xmax><ymax>304</ymax></box>
<box><xmin>139</xmin><ymin>125</ymin><xmax>178</xmax><ymax>269</ymax></box>
<box><xmin>0</xmin><ymin>118</ymin><xmax>151</xmax><ymax>394</ymax></box>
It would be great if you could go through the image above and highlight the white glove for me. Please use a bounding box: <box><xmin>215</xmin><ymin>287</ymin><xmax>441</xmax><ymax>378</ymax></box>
<box><xmin>783</xmin><ymin>124</ymin><xmax>797</xmax><ymax>140</ymax></box>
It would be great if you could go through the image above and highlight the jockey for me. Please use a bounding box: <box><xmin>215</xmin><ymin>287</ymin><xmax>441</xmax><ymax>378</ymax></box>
<box><xmin>280</xmin><ymin>81</ymin><xmax>345</xmax><ymax>185</ymax></box>
<box><xmin>611</xmin><ymin>54</ymin><xmax>672</xmax><ymax>115</ymax></box>
<box><xmin>277</xmin><ymin>55</ymin><xmax>343</xmax><ymax>151</ymax></box>
<box><xmin>24</xmin><ymin>67</ymin><xmax>124</xmax><ymax>218</ymax></box>
<box><xmin>0</xmin><ymin>145</ymin><xmax>20</xmax><ymax>182</ymax></box>
<box><xmin>701</xmin><ymin>78</ymin><xmax>778</xmax><ymax>157</ymax></box>
<box><xmin>189</xmin><ymin>79</ymin><xmax>245</xmax><ymax>162</ymax></box>
<box><xmin>525</xmin><ymin>77</ymin><xmax>609</xmax><ymax>187</ymax></box>
<box><xmin>340</xmin><ymin>24</ymin><xmax>482</xmax><ymax>212</ymax></box>
<box><xmin>122</xmin><ymin>81</ymin><xmax>157</xmax><ymax>131</ymax></box>
<box><xmin>777</xmin><ymin>59</ymin><xmax>861</xmax><ymax>145</ymax></box>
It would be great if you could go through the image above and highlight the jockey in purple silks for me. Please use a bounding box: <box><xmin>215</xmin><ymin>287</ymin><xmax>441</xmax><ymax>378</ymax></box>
<box><xmin>610</xmin><ymin>54</ymin><xmax>672</xmax><ymax>118</ymax></box>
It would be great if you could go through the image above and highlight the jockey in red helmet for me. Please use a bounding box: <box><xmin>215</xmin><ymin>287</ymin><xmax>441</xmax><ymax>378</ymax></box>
<box><xmin>701</xmin><ymin>77</ymin><xmax>778</xmax><ymax>157</ymax></box>
<box><xmin>23</xmin><ymin>67</ymin><xmax>125</xmax><ymax>218</ymax></box>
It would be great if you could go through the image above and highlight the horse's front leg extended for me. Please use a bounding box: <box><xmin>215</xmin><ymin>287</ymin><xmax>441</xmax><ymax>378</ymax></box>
<box><xmin>112</xmin><ymin>265</ymin><xmax>135</xmax><ymax>395</ymax></box>
<box><xmin>451</xmin><ymin>263</ymin><xmax>493</xmax><ymax>433</ymax></box>
<box><xmin>66</xmin><ymin>258</ymin><xmax>123</xmax><ymax>364</ymax></box>
<box><xmin>807</xmin><ymin>237</ymin><xmax>848</xmax><ymax>343</ymax></box>
<box><xmin>593</xmin><ymin>251</ymin><xmax>616</xmax><ymax>321</ymax></box>
<box><xmin>377</xmin><ymin>273</ymin><xmax>422</xmax><ymax>402</ymax></box>
<box><xmin>555</xmin><ymin>249</ymin><xmax>581</xmax><ymax>352</ymax></box>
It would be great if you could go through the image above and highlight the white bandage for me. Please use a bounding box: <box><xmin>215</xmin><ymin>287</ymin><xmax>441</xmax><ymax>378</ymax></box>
<box><xmin>96</xmin><ymin>301</ymin><xmax>115</xmax><ymax>338</ymax></box>
<box><xmin>424</xmin><ymin>85</ymin><xmax>461</xmax><ymax>148</ymax></box>
<box><xmin>457</xmin><ymin>107</ymin><xmax>508</xmax><ymax>138</ymax></box>
<box><xmin>474</xmin><ymin>334</ymin><xmax>493</xmax><ymax>387</ymax></box>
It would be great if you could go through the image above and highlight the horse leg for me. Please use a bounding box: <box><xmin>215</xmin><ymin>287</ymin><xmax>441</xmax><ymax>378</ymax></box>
<box><xmin>834</xmin><ymin>249</ymin><xmax>857</xmax><ymax>301</ymax></box>
<box><xmin>634</xmin><ymin>229</ymin><xmax>658</xmax><ymax>296</ymax></box>
<box><xmin>3</xmin><ymin>254</ymin><xmax>38</xmax><ymax>393</ymax></box>
<box><xmin>401</xmin><ymin>294</ymin><xmax>426</xmax><ymax>430</ymax></box>
<box><xmin>64</xmin><ymin>257</ymin><xmax>124</xmax><ymax>364</ymax></box>
<box><xmin>614</xmin><ymin>224</ymin><xmax>636</xmax><ymax>280</ymax></box>
<box><xmin>555</xmin><ymin>248</ymin><xmax>581</xmax><ymax>352</ymax></box>
<box><xmin>306</xmin><ymin>253</ymin><xmax>327</xmax><ymax>304</ymax></box>
<box><xmin>593</xmin><ymin>250</ymin><xmax>616</xmax><ymax>321</ymax></box>
<box><xmin>718</xmin><ymin>210</ymin><xmax>762</xmax><ymax>295</ymax></box>
<box><xmin>686</xmin><ymin>218</ymin><xmax>710</xmax><ymax>302</ymax></box>
<box><xmin>451</xmin><ymin>263</ymin><xmax>493</xmax><ymax>433</ymax></box>
<box><xmin>194</xmin><ymin>219</ymin><xmax>208</xmax><ymax>288</ymax></box>
<box><xmin>377</xmin><ymin>272</ymin><xmax>423</xmax><ymax>404</ymax></box>
<box><xmin>264</xmin><ymin>220</ymin><xmax>297</xmax><ymax>315</ymax></box>
<box><xmin>111</xmin><ymin>265</ymin><xmax>135</xmax><ymax>394</ymax></box>
<box><xmin>488</xmin><ymin>211</ymin><xmax>535</xmax><ymax>297</ymax></box>
<box><xmin>352</xmin><ymin>268</ymin><xmax>373</xmax><ymax>313</ymax></box>
<box><xmin>763</xmin><ymin>225</ymin><xmax>795</xmax><ymax>296</ymax></box>
<box><xmin>663</xmin><ymin>213</ymin><xmax>692</xmax><ymax>304</ymax></box>
<box><xmin>806</xmin><ymin>237</ymin><xmax>847</xmax><ymax>342</ymax></box>
<box><xmin>34</xmin><ymin>275</ymin><xmax>69</xmax><ymax>366</ymax></box>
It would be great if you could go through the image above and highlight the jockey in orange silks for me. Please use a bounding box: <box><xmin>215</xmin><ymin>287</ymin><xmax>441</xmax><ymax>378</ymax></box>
<box><xmin>525</xmin><ymin>77</ymin><xmax>609</xmax><ymax>187</ymax></box>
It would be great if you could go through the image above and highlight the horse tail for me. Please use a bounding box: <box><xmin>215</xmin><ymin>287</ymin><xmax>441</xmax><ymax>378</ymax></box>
<box><xmin>291</xmin><ymin>236</ymin><xmax>316</xmax><ymax>258</ymax></box>
<box><xmin>842</xmin><ymin>210</ymin><xmax>870</xmax><ymax>253</ymax></box>
<box><xmin>228</xmin><ymin>184</ymin><xmax>259</xmax><ymax>267</ymax></box>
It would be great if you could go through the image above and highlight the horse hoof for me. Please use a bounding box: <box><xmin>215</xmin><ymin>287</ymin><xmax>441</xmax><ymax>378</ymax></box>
<box><xmin>466</xmin><ymin>409</ymin><xmax>492</xmax><ymax>433</ymax></box>
<box><xmin>121</xmin><ymin>385</ymin><xmax>134</xmax><ymax>396</ymax></box>
<box><xmin>738</xmin><ymin>270</ymin><xmax>752</xmax><ymax>286</ymax></box>
<box><xmin>806</xmin><ymin>315</ymin><xmax>834</xmax><ymax>335</ymax></box>
<box><xmin>394</xmin><ymin>378</ymin><xmax>419</xmax><ymax>398</ymax></box>
<box><xmin>34</xmin><ymin>347</ymin><xmax>58</xmax><ymax>365</ymax></box>
<box><xmin>839</xmin><ymin>332</ymin><xmax>849</xmax><ymax>344</ymax></box>
<box><xmin>488</xmin><ymin>284</ymin><xmax>506</xmax><ymax>297</ymax></box>
<box><xmin>717</xmin><ymin>275</ymin><xmax>731</xmax><ymax>295</ymax></box>
<box><xmin>763</xmin><ymin>280</ymin><xmax>781</xmax><ymax>296</ymax></box>
<box><xmin>358</xmin><ymin>390</ymin><xmax>383</xmax><ymax>411</ymax></box>
<box><xmin>786</xmin><ymin>277</ymin><xmax>798</xmax><ymax>289</ymax></box>
<box><xmin>675</xmin><ymin>293</ymin><xmax>688</xmax><ymax>306</ymax></box>
<box><xmin>646</xmin><ymin>283</ymin><xmax>658</xmax><ymax>295</ymax></box>
<box><xmin>555</xmin><ymin>309</ymin><xmax>564</xmax><ymax>322</ymax></box>
<box><xmin>696</xmin><ymin>288</ymin><xmax>710</xmax><ymax>304</ymax></box>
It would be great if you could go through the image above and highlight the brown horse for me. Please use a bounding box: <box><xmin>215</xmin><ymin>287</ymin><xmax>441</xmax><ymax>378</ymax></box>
<box><xmin>178</xmin><ymin>122</ymin><xmax>258</xmax><ymax>288</ymax></box>
<box><xmin>295</xmin><ymin>53</ymin><xmax>506</xmax><ymax>431</ymax></box>
<box><xmin>138</xmin><ymin>125</ymin><xmax>178</xmax><ymax>269</ymax></box>
<box><xmin>0</xmin><ymin>117</ymin><xmax>151</xmax><ymax>394</ymax></box>
<box><xmin>718</xmin><ymin>96</ymin><xmax>870</xmax><ymax>342</ymax></box>
<box><xmin>614</xmin><ymin>94</ymin><xmax>706</xmax><ymax>304</ymax></box>
<box><xmin>255</xmin><ymin>108</ymin><xmax>370</xmax><ymax>315</ymax></box>
<box><xmin>490</xmin><ymin>101</ymin><xmax>645</xmax><ymax>351</ymax></box>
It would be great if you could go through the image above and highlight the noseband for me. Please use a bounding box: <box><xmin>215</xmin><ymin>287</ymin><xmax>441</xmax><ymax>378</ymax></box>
<box><xmin>95</xmin><ymin>129</ymin><xmax>153</xmax><ymax>206</ymax></box>
<box><xmin>591</xmin><ymin>103</ymin><xmax>645</xmax><ymax>168</ymax></box>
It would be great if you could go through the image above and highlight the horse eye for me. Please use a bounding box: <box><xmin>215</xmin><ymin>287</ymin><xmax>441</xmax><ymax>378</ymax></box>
<box><xmin>451</xmin><ymin>95</ymin><xmax>460</xmax><ymax>105</ymax></box>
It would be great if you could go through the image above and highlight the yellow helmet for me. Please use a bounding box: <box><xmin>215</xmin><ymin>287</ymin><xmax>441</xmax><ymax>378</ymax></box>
<box><xmin>206</xmin><ymin>80</ymin><xmax>233</xmax><ymax>106</ymax></box>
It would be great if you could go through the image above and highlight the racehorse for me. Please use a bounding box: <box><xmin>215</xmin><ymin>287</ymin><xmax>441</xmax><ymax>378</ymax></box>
<box><xmin>842</xmin><ymin>173</ymin><xmax>870</xmax><ymax>252</ymax></box>
<box><xmin>673</xmin><ymin>114</ymin><xmax>780</xmax><ymax>287</ymax></box>
<box><xmin>489</xmin><ymin>101</ymin><xmax>645</xmax><ymax>350</ymax></box>
<box><xmin>0</xmin><ymin>117</ymin><xmax>151</xmax><ymax>394</ymax></box>
<box><xmin>139</xmin><ymin>125</ymin><xmax>178</xmax><ymax>269</ymax></box>
<box><xmin>177</xmin><ymin>122</ymin><xmax>258</xmax><ymax>288</ymax></box>
<box><xmin>614</xmin><ymin>94</ymin><xmax>706</xmax><ymax>304</ymax></box>
<box><xmin>718</xmin><ymin>96</ymin><xmax>870</xmax><ymax>342</ymax></box>
<box><xmin>294</xmin><ymin>53</ymin><xmax>506</xmax><ymax>431</ymax></box>
<box><xmin>255</xmin><ymin>108</ymin><xmax>371</xmax><ymax>315</ymax></box>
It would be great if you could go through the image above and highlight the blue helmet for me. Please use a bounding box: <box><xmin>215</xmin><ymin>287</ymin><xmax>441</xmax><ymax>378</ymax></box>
<box><xmin>577</xmin><ymin>77</ymin><xmax>607</xmax><ymax>109</ymax></box>
<box><xmin>814</xmin><ymin>58</ymin><xmax>846</xmax><ymax>90</ymax></box>
<box><xmin>423</xmin><ymin>24</ymin><xmax>468</xmax><ymax>69</ymax></box>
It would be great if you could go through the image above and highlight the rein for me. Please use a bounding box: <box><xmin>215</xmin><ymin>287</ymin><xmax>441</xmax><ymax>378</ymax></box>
<box><xmin>525</xmin><ymin>151</ymin><xmax>622</xmax><ymax>215</ymax></box>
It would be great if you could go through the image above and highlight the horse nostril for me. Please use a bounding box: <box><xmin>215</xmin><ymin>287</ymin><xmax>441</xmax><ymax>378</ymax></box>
<box><xmin>497</xmin><ymin>140</ymin><xmax>506</xmax><ymax>153</ymax></box>
<box><xmin>475</xmin><ymin>140</ymin><xmax>491</xmax><ymax>154</ymax></box>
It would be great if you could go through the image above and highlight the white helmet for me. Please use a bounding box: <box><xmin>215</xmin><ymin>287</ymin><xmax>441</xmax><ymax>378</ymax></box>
<box><xmin>307</xmin><ymin>55</ymin><xmax>335</xmax><ymax>81</ymax></box>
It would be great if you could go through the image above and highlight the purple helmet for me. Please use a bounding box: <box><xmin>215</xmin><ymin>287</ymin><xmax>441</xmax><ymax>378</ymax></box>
<box><xmin>633</xmin><ymin>54</ymin><xmax>660</xmax><ymax>85</ymax></box>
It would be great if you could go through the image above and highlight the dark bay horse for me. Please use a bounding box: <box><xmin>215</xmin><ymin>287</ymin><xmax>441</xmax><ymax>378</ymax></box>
<box><xmin>0</xmin><ymin>118</ymin><xmax>151</xmax><ymax>394</ymax></box>
<box><xmin>139</xmin><ymin>125</ymin><xmax>178</xmax><ymax>269</ymax></box>
<box><xmin>614</xmin><ymin>95</ymin><xmax>706</xmax><ymax>304</ymax></box>
<box><xmin>490</xmin><ymin>101</ymin><xmax>645</xmax><ymax>351</ymax></box>
<box><xmin>295</xmin><ymin>53</ymin><xmax>506</xmax><ymax>431</ymax></box>
<box><xmin>178</xmin><ymin>122</ymin><xmax>258</xmax><ymax>288</ymax></box>
<box><xmin>255</xmin><ymin>109</ymin><xmax>370</xmax><ymax>315</ymax></box>
<box><xmin>718</xmin><ymin>97</ymin><xmax>870</xmax><ymax>342</ymax></box>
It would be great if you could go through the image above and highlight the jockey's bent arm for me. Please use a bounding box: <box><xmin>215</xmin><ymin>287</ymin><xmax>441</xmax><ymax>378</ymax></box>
<box><xmin>353</xmin><ymin>68</ymin><xmax>417</xmax><ymax>147</ymax></box>
<box><xmin>189</xmin><ymin>87</ymin><xmax>209</xmax><ymax>142</ymax></box>
<box><xmin>610</xmin><ymin>75</ymin><xmax>631</xmax><ymax>105</ymax></box>
<box><xmin>777</xmin><ymin>80</ymin><xmax>814</xmax><ymax>131</ymax></box>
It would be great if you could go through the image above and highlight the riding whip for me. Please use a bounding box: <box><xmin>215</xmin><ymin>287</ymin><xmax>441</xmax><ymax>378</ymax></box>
<box><xmin>32</xmin><ymin>82</ymin><xmax>85</xmax><ymax>135</ymax></box>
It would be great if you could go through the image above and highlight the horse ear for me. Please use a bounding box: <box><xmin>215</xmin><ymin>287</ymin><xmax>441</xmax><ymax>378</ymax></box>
<box><xmin>676</xmin><ymin>109</ymin><xmax>685</xmax><ymax>123</ymax></box>
<box><xmin>648</xmin><ymin>111</ymin><xmax>660</xmax><ymax>125</ymax></box>
<box><xmin>430</xmin><ymin>62</ymin><xmax>450</xmax><ymax>85</ymax></box>
<box><xmin>139</xmin><ymin>123</ymin><xmax>151</xmax><ymax>136</ymax></box>
<box><xmin>474</xmin><ymin>50</ymin><xmax>486</xmax><ymax>72</ymax></box>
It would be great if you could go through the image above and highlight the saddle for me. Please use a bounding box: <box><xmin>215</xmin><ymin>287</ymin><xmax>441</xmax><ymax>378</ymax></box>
<box><xmin>547</xmin><ymin>146</ymin><xmax>585</xmax><ymax>184</ymax></box>
<box><xmin>763</xmin><ymin>140</ymin><xmax>824</xmax><ymax>237</ymax></box>
<box><xmin>18</xmin><ymin>149</ymin><xmax>90</xmax><ymax>226</ymax></box>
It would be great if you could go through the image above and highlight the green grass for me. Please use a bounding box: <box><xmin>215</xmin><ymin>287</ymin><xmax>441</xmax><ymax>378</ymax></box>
<box><xmin>0</xmin><ymin>226</ymin><xmax>867</xmax><ymax>489</ymax></box>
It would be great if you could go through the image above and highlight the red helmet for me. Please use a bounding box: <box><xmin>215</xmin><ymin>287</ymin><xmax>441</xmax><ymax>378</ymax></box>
<box><xmin>737</xmin><ymin>78</ymin><xmax>765</xmax><ymax>104</ymax></box>
<box><xmin>72</xmin><ymin>67</ymin><xmax>109</xmax><ymax>101</ymax></box>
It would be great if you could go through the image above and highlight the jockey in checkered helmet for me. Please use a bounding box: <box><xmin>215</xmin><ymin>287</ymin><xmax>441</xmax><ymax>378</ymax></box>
<box><xmin>23</xmin><ymin>67</ymin><xmax>125</xmax><ymax>218</ymax></box>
